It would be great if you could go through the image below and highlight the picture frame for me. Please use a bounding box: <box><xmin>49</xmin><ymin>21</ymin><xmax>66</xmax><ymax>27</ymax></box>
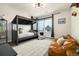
<box><xmin>58</xmin><ymin>18</ymin><xmax>66</xmax><ymax>24</ymax></box>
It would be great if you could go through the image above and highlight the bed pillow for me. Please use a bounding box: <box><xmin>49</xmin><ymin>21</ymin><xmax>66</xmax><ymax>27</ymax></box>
<box><xmin>21</xmin><ymin>28</ymin><xmax>30</xmax><ymax>33</ymax></box>
<box><xmin>18</xmin><ymin>28</ymin><xmax>23</xmax><ymax>34</ymax></box>
<box><xmin>57</xmin><ymin>37</ymin><xmax>65</xmax><ymax>46</ymax></box>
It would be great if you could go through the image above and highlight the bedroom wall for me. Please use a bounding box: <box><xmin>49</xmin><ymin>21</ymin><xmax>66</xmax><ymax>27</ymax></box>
<box><xmin>54</xmin><ymin>9</ymin><xmax>71</xmax><ymax>38</ymax></box>
<box><xmin>71</xmin><ymin>8</ymin><xmax>79</xmax><ymax>44</ymax></box>
<box><xmin>0</xmin><ymin>5</ymin><xmax>30</xmax><ymax>42</ymax></box>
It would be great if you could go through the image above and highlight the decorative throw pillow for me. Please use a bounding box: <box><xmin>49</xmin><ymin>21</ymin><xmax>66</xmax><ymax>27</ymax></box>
<box><xmin>57</xmin><ymin>37</ymin><xmax>65</xmax><ymax>46</ymax></box>
<box><xmin>63</xmin><ymin>41</ymin><xmax>71</xmax><ymax>46</ymax></box>
<box><xmin>63</xmin><ymin>38</ymin><xmax>75</xmax><ymax>49</ymax></box>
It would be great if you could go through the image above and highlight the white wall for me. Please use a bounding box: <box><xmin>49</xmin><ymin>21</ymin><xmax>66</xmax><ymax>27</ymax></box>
<box><xmin>0</xmin><ymin>5</ymin><xmax>30</xmax><ymax>42</ymax></box>
<box><xmin>71</xmin><ymin>8</ymin><xmax>79</xmax><ymax>44</ymax></box>
<box><xmin>54</xmin><ymin>10</ymin><xmax>71</xmax><ymax>38</ymax></box>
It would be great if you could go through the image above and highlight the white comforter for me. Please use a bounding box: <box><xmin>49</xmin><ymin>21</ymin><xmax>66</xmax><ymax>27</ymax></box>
<box><xmin>18</xmin><ymin>32</ymin><xmax>34</xmax><ymax>38</ymax></box>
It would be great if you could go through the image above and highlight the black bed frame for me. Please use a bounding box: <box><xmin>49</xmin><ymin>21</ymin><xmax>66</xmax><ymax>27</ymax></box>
<box><xmin>11</xmin><ymin>15</ymin><xmax>38</xmax><ymax>45</ymax></box>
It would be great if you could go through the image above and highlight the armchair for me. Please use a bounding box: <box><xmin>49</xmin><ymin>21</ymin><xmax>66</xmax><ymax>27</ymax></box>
<box><xmin>48</xmin><ymin>35</ymin><xmax>79</xmax><ymax>56</ymax></box>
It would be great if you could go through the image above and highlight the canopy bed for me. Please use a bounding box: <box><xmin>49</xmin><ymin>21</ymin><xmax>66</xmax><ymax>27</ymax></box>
<box><xmin>12</xmin><ymin>15</ymin><xmax>38</xmax><ymax>45</ymax></box>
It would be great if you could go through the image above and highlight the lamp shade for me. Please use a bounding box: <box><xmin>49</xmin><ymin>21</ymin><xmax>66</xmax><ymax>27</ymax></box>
<box><xmin>71</xmin><ymin>3</ymin><xmax>79</xmax><ymax>16</ymax></box>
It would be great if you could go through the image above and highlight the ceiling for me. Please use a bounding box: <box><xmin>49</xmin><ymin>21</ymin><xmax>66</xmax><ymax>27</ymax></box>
<box><xmin>0</xmin><ymin>3</ymin><xmax>71</xmax><ymax>17</ymax></box>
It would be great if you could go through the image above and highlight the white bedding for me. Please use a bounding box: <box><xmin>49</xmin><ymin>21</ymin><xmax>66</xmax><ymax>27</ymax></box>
<box><xmin>18</xmin><ymin>32</ymin><xmax>34</xmax><ymax>38</ymax></box>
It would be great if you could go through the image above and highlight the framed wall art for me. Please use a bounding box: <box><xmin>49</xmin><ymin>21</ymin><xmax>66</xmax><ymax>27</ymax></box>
<box><xmin>58</xmin><ymin>18</ymin><xmax>66</xmax><ymax>24</ymax></box>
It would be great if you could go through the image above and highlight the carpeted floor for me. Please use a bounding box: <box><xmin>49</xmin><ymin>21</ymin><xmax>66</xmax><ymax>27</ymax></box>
<box><xmin>13</xmin><ymin>39</ymin><xmax>51</xmax><ymax>56</ymax></box>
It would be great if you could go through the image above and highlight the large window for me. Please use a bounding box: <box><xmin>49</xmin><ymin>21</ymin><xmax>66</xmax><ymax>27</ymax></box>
<box><xmin>37</xmin><ymin>18</ymin><xmax>52</xmax><ymax>37</ymax></box>
<box><xmin>44</xmin><ymin>18</ymin><xmax>52</xmax><ymax>32</ymax></box>
<box><xmin>32</xmin><ymin>17</ymin><xmax>53</xmax><ymax>37</ymax></box>
<box><xmin>38</xmin><ymin>18</ymin><xmax>52</xmax><ymax>32</ymax></box>
<box><xmin>33</xmin><ymin>23</ymin><xmax>37</xmax><ymax>30</ymax></box>
<box><xmin>38</xmin><ymin>20</ymin><xmax>44</xmax><ymax>31</ymax></box>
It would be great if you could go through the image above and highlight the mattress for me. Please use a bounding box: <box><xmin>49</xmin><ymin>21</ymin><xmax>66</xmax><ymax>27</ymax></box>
<box><xmin>18</xmin><ymin>32</ymin><xmax>34</xmax><ymax>38</ymax></box>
